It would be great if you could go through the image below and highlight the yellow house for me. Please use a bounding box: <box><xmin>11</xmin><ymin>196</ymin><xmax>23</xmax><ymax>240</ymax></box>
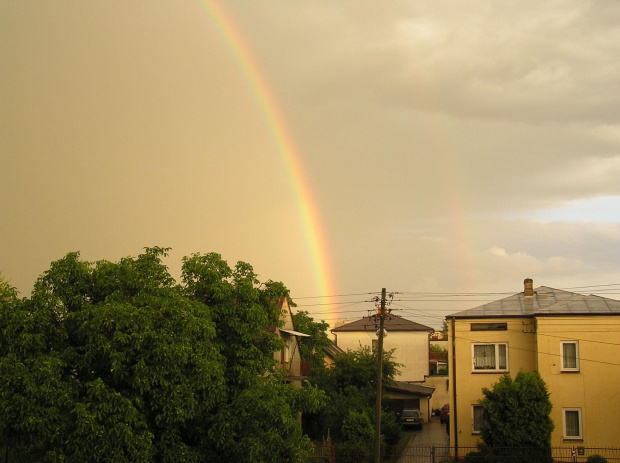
<box><xmin>447</xmin><ymin>279</ymin><xmax>620</xmax><ymax>451</ymax></box>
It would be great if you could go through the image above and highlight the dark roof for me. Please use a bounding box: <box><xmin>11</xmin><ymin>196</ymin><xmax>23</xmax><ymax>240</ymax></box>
<box><xmin>449</xmin><ymin>286</ymin><xmax>620</xmax><ymax>318</ymax></box>
<box><xmin>386</xmin><ymin>381</ymin><xmax>435</xmax><ymax>397</ymax></box>
<box><xmin>331</xmin><ymin>315</ymin><xmax>434</xmax><ymax>333</ymax></box>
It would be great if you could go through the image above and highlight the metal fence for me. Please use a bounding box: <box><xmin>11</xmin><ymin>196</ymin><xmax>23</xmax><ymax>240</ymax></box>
<box><xmin>310</xmin><ymin>444</ymin><xmax>620</xmax><ymax>463</ymax></box>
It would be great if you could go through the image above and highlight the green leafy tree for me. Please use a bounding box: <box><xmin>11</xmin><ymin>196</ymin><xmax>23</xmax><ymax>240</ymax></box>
<box><xmin>0</xmin><ymin>248</ymin><xmax>324</xmax><ymax>462</ymax></box>
<box><xmin>480</xmin><ymin>370</ymin><xmax>554</xmax><ymax>448</ymax></box>
<box><xmin>291</xmin><ymin>310</ymin><xmax>331</xmax><ymax>373</ymax></box>
<box><xmin>304</xmin><ymin>346</ymin><xmax>400</xmax><ymax>446</ymax></box>
<box><xmin>441</xmin><ymin>319</ymin><xmax>448</xmax><ymax>339</ymax></box>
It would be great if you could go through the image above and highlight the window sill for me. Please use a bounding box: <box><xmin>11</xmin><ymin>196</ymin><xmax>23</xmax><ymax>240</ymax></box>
<box><xmin>472</xmin><ymin>370</ymin><xmax>508</xmax><ymax>374</ymax></box>
<box><xmin>560</xmin><ymin>370</ymin><xmax>580</xmax><ymax>373</ymax></box>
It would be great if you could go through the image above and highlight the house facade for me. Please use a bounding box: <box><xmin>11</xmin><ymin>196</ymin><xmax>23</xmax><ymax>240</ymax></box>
<box><xmin>447</xmin><ymin>279</ymin><xmax>620</xmax><ymax>450</ymax></box>
<box><xmin>331</xmin><ymin>315</ymin><xmax>437</xmax><ymax>419</ymax></box>
<box><xmin>270</xmin><ymin>297</ymin><xmax>310</xmax><ymax>387</ymax></box>
<box><xmin>331</xmin><ymin>315</ymin><xmax>434</xmax><ymax>382</ymax></box>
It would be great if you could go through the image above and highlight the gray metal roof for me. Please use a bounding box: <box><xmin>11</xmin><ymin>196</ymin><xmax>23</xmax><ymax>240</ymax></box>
<box><xmin>322</xmin><ymin>340</ymin><xmax>345</xmax><ymax>359</ymax></box>
<box><xmin>449</xmin><ymin>286</ymin><xmax>620</xmax><ymax>318</ymax></box>
<box><xmin>279</xmin><ymin>328</ymin><xmax>310</xmax><ymax>337</ymax></box>
<box><xmin>331</xmin><ymin>315</ymin><xmax>434</xmax><ymax>332</ymax></box>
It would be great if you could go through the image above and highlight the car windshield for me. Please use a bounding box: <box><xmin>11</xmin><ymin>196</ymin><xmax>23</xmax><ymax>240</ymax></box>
<box><xmin>402</xmin><ymin>410</ymin><xmax>420</xmax><ymax>418</ymax></box>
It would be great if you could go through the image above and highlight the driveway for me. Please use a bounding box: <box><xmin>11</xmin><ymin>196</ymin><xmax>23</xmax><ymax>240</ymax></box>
<box><xmin>397</xmin><ymin>417</ymin><xmax>450</xmax><ymax>463</ymax></box>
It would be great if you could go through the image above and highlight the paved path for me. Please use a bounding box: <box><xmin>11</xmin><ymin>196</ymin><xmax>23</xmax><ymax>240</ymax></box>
<box><xmin>397</xmin><ymin>417</ymin><xmax>450</xmax><ymax>463</ymax></box>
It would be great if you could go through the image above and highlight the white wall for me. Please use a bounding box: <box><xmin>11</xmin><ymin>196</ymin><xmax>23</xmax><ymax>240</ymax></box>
<box><xmin>335</xmin><ymin>330</ymin><xmax>430</xmax><ymax>382</ymax></box>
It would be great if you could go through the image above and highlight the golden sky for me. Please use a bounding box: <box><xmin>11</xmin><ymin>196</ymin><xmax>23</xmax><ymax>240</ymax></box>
<box><xmin>3</xmin><ymin>1</ymin><xmax>620</xmax><ymax>328</ymax></box>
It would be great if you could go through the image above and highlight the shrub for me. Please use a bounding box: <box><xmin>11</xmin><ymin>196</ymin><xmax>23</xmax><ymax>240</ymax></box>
<box><xmin>480</xmin><ymin>370</ymin><xmax>554</xmax><ymax>448</ymax></box>
<box><xmin>380</xmin><ymin>411</ymin><xmax>402</xmax><ymax>447</ymax></box>
<box><xmin>464</xmin><ymin>450</ymin><xmax>485</xmax><ymax>463</ymax></box>
<box><xmin>586</xmin><ymin>456</ymin><xmax>608</xmax><ymax>463</ymax></box>
<box><xmin>341</xmin><ymin>410</ymin><xmax>374</xmax><ymax>445</ymax></box>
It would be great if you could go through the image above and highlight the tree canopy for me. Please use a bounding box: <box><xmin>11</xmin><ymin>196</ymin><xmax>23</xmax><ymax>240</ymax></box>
<box><xmin>291</xmin><ymin>310</ymin><xmax>331</xmax><ymax>373</ymax></box>
<box><xmin>303</xmin><ymin>346</ymin><xmax>401</xmax><ymax>446</ymax></box>
<box><xmin>0</xmin><ymin>248</ymin><xmax>324</xmax><ymax>462</ymax></box>
<box><xmin>479</xmin><ymin>370</ymin><xmax>554</xmax><ymax>448</ymax></box>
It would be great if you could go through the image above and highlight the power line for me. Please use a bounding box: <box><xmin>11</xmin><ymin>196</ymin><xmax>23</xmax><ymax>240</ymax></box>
<box><xmin>295</xmin><ymin>299</ymin><xmax>372</xmax><ymax>307</ymax></box>
<box><xmin>293</xmin><ymin>283</ymin><xmax>620</xmax><ymax>303</ymax></box>
<box><xmin>294</xmin><ymin>292</ymin><xmax>379</xmax><ymax>299</ymax></box>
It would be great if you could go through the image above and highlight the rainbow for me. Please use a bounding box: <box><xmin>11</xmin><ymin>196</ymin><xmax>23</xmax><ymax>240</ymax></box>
<box><xmin>200</xmin><ymin>0</ymin><xmax>334</xmax><ymax>309</ymax></box>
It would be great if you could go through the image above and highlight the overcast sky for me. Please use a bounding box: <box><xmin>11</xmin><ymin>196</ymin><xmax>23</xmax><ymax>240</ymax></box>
<box><xmin>3</xmin><ymin>0</ymin><xmax>620</xmax><ymax>329</ymax></box>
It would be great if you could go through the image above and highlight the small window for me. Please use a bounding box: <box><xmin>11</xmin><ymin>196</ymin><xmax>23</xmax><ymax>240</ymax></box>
<box><xmin>561</xmin><ymin>341</ymin><xmax>579</xmax><ymax>371</ymax></box>
<box><xmin>472</xmin><ymin>343</ymin><xmax>508</xmax><ymax>371</ymax></box>
<box><xmin>372</xmin><ymin>339</ymin><xmax>378</xmax><ymax>352</ymax></box>
<box><xmin>563</xmin><ymin>408</ymin><xmax>582</xmax><ymax>440</ymax></box>
<box><xmin>471</xmin><ymin>323</ymin><xmax>507</xmax><ymax>331</ymax></box>
<box><xmin>472</xmin><ymin>405</ymin><xmax>485</xmax><ymax>433</ymax></box>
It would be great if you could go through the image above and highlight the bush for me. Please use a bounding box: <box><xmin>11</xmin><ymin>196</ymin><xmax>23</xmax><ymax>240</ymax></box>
<box><xmin>586</xmin><ymin>456</ymin><xmax>608</xmax><ymax>463</ymax></box>
<box><xmin>341</xmin><ymin>411</ymin><xmax>374</xmax><ymax>445</ymax></box>
<box><xmin>380</xmin><ymin>411</ymin><xmax>402</xmax><ymax>447</ymax></box>
<box><xmin>464</xmin><ymin>450</ymin><xmax>485</xmax><ymax>462</ymax></box>
<box><xmin>480</xmin><ymin>370</ymin><xmax>554</xmax><ymax>448</ymax></box>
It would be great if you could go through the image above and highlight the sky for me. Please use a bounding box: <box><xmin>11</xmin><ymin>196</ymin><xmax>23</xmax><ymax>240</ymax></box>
<box><xmin>2</xmin><ymin>0</ymin><xmax>620</xmax><ymax>330</ymax></box>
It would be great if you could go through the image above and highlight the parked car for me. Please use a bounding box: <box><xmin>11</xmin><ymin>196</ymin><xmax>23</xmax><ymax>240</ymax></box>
<box><xmin>399</xmin><ymin>409</ymin><xmax>423</xmax><ymax>430</ymax></box>
<box><xmin>440</xmin><ymin>403</ymin><xmax>450</xmax><ymax>424</ymax></box>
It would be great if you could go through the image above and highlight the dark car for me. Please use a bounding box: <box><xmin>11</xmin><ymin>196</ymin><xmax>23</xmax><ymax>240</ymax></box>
<box><xmin>399</xmin><ymin>409</ymin><xmax>423</xmax><ymax>430</ymax></box>
<box><xmin>440</xmin><ymin>403</ymin><xmax>450</xmax><ymax>424</ymax></box>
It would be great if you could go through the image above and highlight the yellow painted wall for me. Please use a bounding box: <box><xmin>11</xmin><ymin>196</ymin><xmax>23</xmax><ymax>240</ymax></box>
<box><xmin>536</xmin><ymin>316</ymin><xmax>620</xmax><ymax>447</ymax></box>
<box><xmin>448</xmin><ymin>317</ymin><xmax>537</xmax><ymax>448</ymax></box>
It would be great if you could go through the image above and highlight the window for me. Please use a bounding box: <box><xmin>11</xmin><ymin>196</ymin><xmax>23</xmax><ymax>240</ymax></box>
<box><xmin>563</xmin><ymin>408</ymin><xmax>582</xmax><ymax>440</ymax></box>
<box><xmin>372</xmin><ymin>339</ymin><xmax>378</xmax><ymax>352</ymax></box>
<box><xmin>561</xmin><ymin>341</ymin><xmax>579</xmax><ymax>371</ymax></box>
<box><xmin>471</xmin><ymin>323</ymin><xmax>507</xmax><ymax>331</ymax></box>
<box><xmin>472</xmin><ymin>343</ymin><xmax>508</xmax><ymax>371</ymax></box>
<box><xmin>472</xmin><ymin>405</ymin><xmax>485</xmax><ymax>433</ymax></box>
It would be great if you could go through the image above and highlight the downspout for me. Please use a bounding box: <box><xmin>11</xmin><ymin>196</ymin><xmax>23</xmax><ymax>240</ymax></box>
<box><xmin>451</xmin><ymin>316</ymin><xmax>458</xmax><ymax>458</ymax></box>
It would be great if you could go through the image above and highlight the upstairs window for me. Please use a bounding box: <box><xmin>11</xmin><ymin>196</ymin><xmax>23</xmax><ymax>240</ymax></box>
<box><xmin>472</xmin><ymin>343</ymin><xmax>508</xmax><ymax>371</ymax></box>
<box><xmin>561</xmin><ymin>341</ymin><xmax>579</xmax><ymax>372</ymax></box>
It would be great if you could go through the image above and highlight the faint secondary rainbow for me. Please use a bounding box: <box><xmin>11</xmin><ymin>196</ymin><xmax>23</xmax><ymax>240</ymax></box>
<box><xmin>201</xmin><ymin>0</ymin><xmax>334</xmax><ymax>310</ymax></box>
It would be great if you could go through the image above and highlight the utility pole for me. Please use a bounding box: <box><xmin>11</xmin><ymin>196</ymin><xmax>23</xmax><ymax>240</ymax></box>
<box><xmin>373</xmin><ymin>288</ymin><xmax>386</xmax><ymax>463</ymax></box>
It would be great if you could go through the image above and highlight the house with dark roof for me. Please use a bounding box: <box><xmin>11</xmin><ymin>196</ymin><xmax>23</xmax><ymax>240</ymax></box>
<box><xmin>447</xmin><ymin>278</ymin><xmax>620</xmax><ymax>451</ymax></box>
<box><xmin>332</xmin><ymin>315</ymin><xmax>434</xmax><ymax>382</ymax></box>
<box><xmin>331</xmin><ymin>315</ymin><xmax>436</xmax><ymax>418</ymax></box>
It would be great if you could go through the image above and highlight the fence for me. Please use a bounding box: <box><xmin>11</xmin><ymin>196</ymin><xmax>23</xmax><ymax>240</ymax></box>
<box><xmin>310</xmin><ymin>444</ymin><xmax>620</xmax><ymax>463</ymax></box>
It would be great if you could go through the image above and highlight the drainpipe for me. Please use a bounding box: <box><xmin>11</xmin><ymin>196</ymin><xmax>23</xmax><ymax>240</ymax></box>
<box><xmin>451</xmin><ymin>316</ymin><xmax>458</xmax><ymax>458</ymax></box>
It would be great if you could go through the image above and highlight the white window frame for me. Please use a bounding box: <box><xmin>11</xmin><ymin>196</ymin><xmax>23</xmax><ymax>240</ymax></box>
<box><xmin>472</xmin><ymin>343</ymin><xmax>508</xmax><ymax>372</ymax></box>
<box><xmin>561</xmin><ymin>341</ymin><xmax>579</xmax><ymax>372</ymax></box>
<box><xmin>563</xmin><ymin>408</ymin><xmax>582</xmax><ymax>440</ymax></box>
<box><xmin>472</xmin><ymin>405</ymin><xmax>485</xmax><ymax>434</ymax></box>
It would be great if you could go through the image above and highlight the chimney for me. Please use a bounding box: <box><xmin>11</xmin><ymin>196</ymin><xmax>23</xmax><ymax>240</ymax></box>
<box><xmin>524</xmin><ymin>278</ymin><xmax>534</xmax><ymax>297</ymax></box>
